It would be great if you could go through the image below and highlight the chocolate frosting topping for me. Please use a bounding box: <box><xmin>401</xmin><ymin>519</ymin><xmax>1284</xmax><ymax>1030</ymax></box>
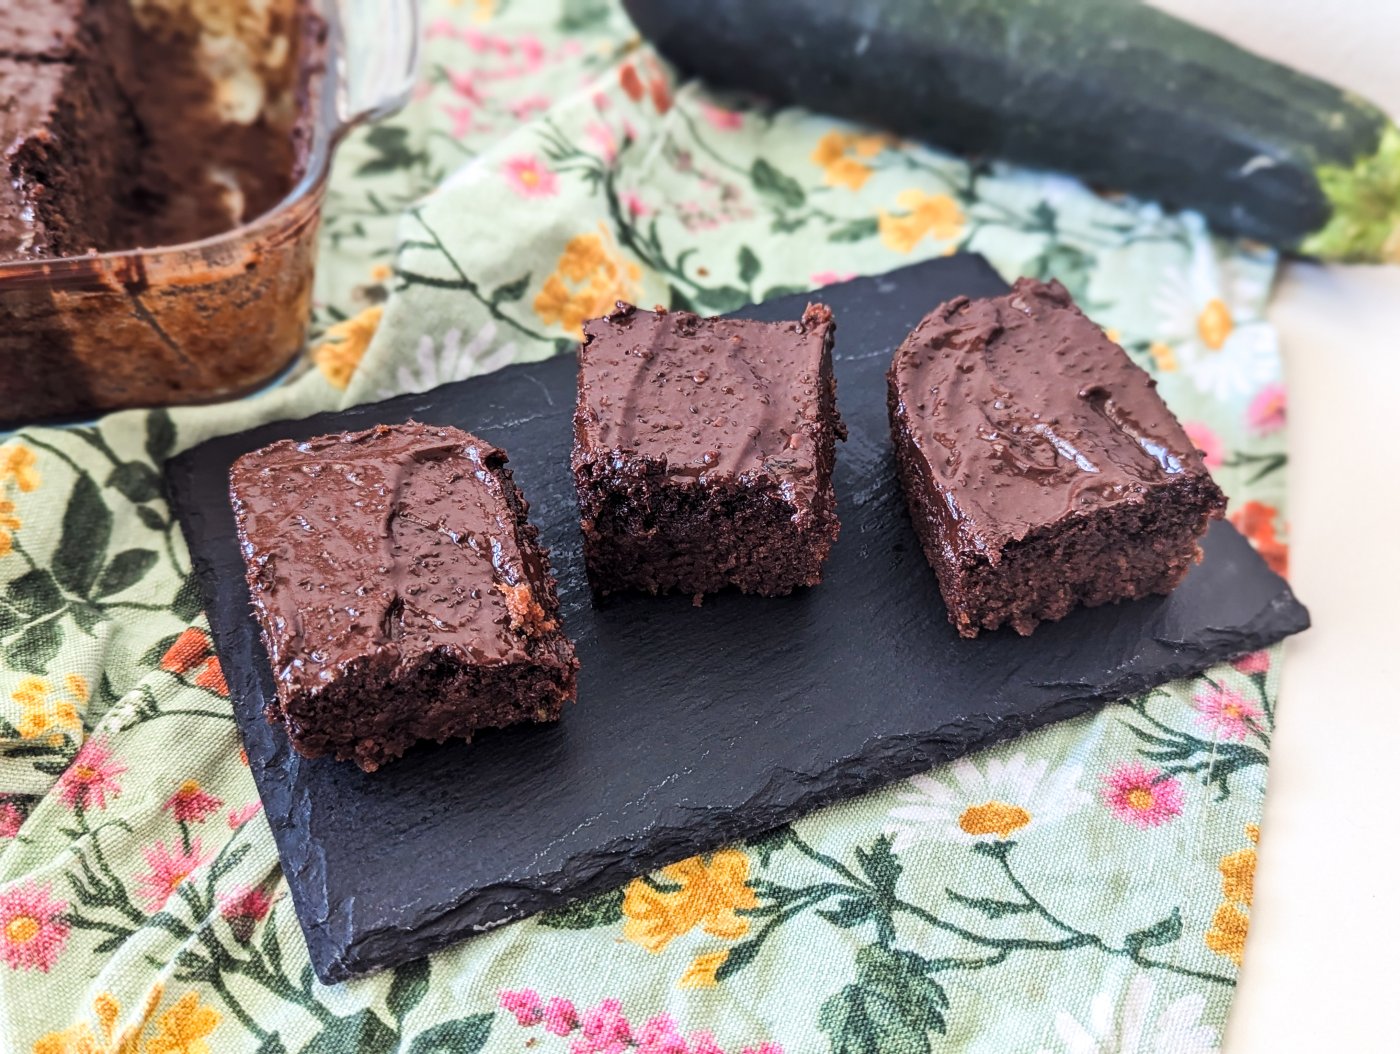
<box><xmin>574</xmin><ymin>302</ymin><xmax>840</xmax><ymax>508</ymax></box>
<box><xmin>888</xmin><ymin>278</ymin><xmax>1214</xmax><ymax>552</ymax></box>
<box><xmin>230</xmin><ymin>423</ymin><xmax>560</xmax><ymax>700</ymax></box>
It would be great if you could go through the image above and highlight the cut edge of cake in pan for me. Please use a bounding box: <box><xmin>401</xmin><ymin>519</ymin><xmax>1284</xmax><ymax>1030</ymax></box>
<box><xmin>888</xmin><ymin>277</ymin><xmax>1227</xmax><ymax>638</ymax></box>
<box><xmin>572</xmin><ymin>301</ymin><xmax>846</xmax><ymax>600</ymax></box>
<box><xmin>229</xmin><ymin>422</ymin><xmax>578</xmax><ymax>771</ymax></box>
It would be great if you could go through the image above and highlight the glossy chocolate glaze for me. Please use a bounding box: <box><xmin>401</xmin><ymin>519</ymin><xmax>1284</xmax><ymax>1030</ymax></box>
<box><xmin>574</xmin><ymin>301</ymin><xmax>842</xmax><ymax>513</ymax></box>
<box><xmin>229</xmin><ymin>423</ymin><xmax>571</xmax><ymax>705</ymax></box>
<box><xmin>888</xmin><ymin>278</ymin><xmax>1221</xmax><ymax>556</ymax></box>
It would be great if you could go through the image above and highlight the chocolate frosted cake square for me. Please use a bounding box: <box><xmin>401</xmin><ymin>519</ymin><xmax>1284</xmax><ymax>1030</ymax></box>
<box><xmin>229</xmin><ymin>423</ymin><xmax>578</xmax><ymax>771</ymax></box>
<box><xmin>887</xmin><ymin>278</ymin><xmax>1227</xmax><ymax>637</ymax></box>
<box><xmin>572</xmin><ymin>302</ymin><xmax>845</xmax><ymax>598</ymax></box>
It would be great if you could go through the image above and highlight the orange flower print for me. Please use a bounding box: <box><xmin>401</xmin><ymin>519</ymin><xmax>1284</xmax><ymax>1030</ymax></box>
<box><xmin>34</xmin><ymin>986</ymin><xmax>170</xmax><ymax>1054</ymax></box>
<box><xmin>533</xmin><ymin>227</ymin><xmax>642</xmax><ymax>338</ymax></box>
<box><xmin>195</xmin><ymin>656</ymin><xmax>229</xmax><ymax>696</ymax></box>
<box><xmin>621</xmin><ymin>849</ymin><xmax>758</xmax><ymax>953</ymax></box>
<box><xmin>810</xmin><ymin>131</ymin><xmax>891</xmax><ymax>191</ymax></box>
<box><xmin>1230</xmin><ymin>500</ymin><xmax>1288</xmax><ymax>578</ymax></box>
<box><xmin>679</xmin><ymin>949</ymin><xmax>729</xmax><ymax>989</ymax></box>
<box><xmin>619</xmin><ymin>62</ymin><xmax>645</xmax><ymax>103</ymax></box>
<box><xmin>11</xmin><ymin>676</ymin><xmax>83</xmax><ymax>739</ymax></box>
<box><xmin>161</xmin><ymin>628</ymin><xmax>211</xmax><ymax>674</ymax></box>
<box><xmin>0</xmin><ymin>497</ymin><xmax>20</xmax><ymax>559</ymax></box>
<box><xmin>1206</xmin><ymin>824</ymin><xmax>1259</xmax><ymax>966</ymax></box>
<box><xmin>0</xmin><ymin>443</ymin><xmax>41</xmax><ymax>492</ymax></box>
<box><xmin>313</xmin><ymin>304</ymin><xmax>384</xmax><ymax>389</ymax></box>
<box><xmin>878</xmin><ymin>190</ymin><xmax>965</xmax><ymax>253</ymax></box>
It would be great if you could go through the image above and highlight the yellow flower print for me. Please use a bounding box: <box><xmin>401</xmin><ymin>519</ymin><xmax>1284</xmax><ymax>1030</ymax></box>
<box><xmin>679</xmin><ymin>949</ymin><xmax>729</xmax><ymax>989</ymax></box>
<box><xmin>11</xmin><ymin>676</ymin><xmax>82</xmax><ymax>740</ymax></box>
<box><xmin>533</xmin><ymin>227</ymin><xmax>642</xmax><ymax>339</ymax></box>
<box><xmin>1196</xmin><ymin>298</ymin><xmax>1234</xmax><ymax>350</ymax></box>
<box><xmin>621</xmin><ymin>848</ymin><xmax>758</xmax><ymax>953</ymax></box>
<box><xmin>1149</xmin><ymin>341</ymin><xmax>1179</xmax><ymax>372</ymax></box>
<box><xmin>0</xmin><ymin>497</ymin><xmax>20</xmax><ymax>559</ymax></box>
<box><xmin>0</xmin><ymin>444</ymin><xmax>41</xmax><ymax>492</ymax></box>
<box><xmin>1205</xmin><ymin>824</ymin><xmax>1259</xmax><ymax>966</ymax></box>
<box><xmin>312</xmin><ymin>304</ymin><xmax>385</xmax><ymax>389</ymax></box>
<box><xmin>810</xmin><ymin>131</ymin><xmax>892</xmax><ymax>191</ymax></box>
<box><xmin>34</xmin><ymin>985</ymin><xmax>164</xmax><ymax>1054</ymax></box>
<box><xmin>957</xmin><ymin>801</ymin><xmax>1031</xmax><ymax>839</ymax></box>
<box><xmin>143</xmin><ymin>991</ymin><xmax>220</xmax><ymax>1054</ymax></box>
<box><xmin>1204</xmin><ymin>901</ymin><xmax>1250</xmax><ymax>965</ymax></box>
<box><xmin>878</xmin><ymin>190</ymin><xmax>965</xmax><ymax>254</ymax></box>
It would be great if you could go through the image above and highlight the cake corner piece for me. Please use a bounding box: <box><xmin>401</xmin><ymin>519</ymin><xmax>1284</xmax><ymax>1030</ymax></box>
<box><xmin>572</xmin><ymin>300</ymin><xmax>844</xmax><ymax>599</ymax></box>
<box><xmin>887</xmin><ymin>277</ymin><xmax>1226</xmax><ymax>638</ymax></box>
<box><xmin>228</xmin><ymin>421</ymin><xmax>578</xmax><ymax>771</ymax></box>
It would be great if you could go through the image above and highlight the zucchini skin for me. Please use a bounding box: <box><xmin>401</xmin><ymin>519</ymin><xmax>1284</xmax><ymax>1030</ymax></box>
<box><xmin>623</xmin><ymin>0</ymin><xmax>1400</xmax><ymax>261</ymax></box>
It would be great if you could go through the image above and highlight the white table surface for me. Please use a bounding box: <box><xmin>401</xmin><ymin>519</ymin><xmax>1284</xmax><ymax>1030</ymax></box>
<box><xmin>1149</xmin><ymin>3</ymin><xmax>1400</xmax><ymax>1051</ymax></box>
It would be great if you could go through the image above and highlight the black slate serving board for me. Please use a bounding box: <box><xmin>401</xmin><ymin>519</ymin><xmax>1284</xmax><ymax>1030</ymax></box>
<box><xmin>167</xmin><ymin>255</ymin><xmax>1309</xmax><ymax>983</ymax></box>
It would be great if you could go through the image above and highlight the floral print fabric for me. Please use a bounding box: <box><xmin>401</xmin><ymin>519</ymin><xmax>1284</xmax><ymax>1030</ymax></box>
<box><xmin>0</xmin><ymin>1</ymin><xmax>1291</xmax><ymax>1050</ymax></box>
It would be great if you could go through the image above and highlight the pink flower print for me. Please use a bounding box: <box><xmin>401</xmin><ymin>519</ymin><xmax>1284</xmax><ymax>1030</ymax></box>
<box><xmin>636</xmin><ymin>1014</ymin><xmax>687</xmax><ymax>1054</ymax></box>
<box><xmin>543</xmin><ymin>997</ymin><xmax>580</xmax><ymax>1036</ymax></box>
<box><xmin>1193</xmin><ymin>685</ymin><xmax>1264</xmax><ymax>741</ymax></box>
<box><xmin>811</xmin><ymin>271</ymin><xmax>855</xmax><ymax>287</ymax></box>
<box><xmin>1183</xmin><ymin>421</ymin><xmax>1224</xmax><ymax>468</ymax></box>
<box><xmin>228</xmin><ymin>801</ymin><xmax>262</xmax><ymax>828</ymax></box>
<box><xmin>220</xmin><ymin>884</ymin><xmax>275</xmax><ymax>943</ymax></box>
<box><xmin>621</xmin><ymin>191</ymin><xmax>651</xmax><ymax>219</ymax></box>
<box><xmin>689</xmin><ymin>1035</ymin><xmax>724</xmax><ymax>1054</ymax></box>
<box><xmin>57</xmin><ymin>738</ymin><xmax>126</xmax><ymax>812</ymax></box>
<box><xmin>165</xmin><ymin>780</ymin><xmax>223</xmax><ymax>824</ymax></box>
<box><xmin>518</xmin><ymin>35</ymin><xmax>546</xmax><ymax>68</ymax></box>
<box><xmin>585</xmin><ymin>121</ymin><xmax>619</xmax><ymax>163</ymax></box>
<box><xmin>1101</xmin><ymin>762</ymin><xmax>1184</xmax><ymax>829</ymax></box>
<box><xmin>510</xmin><ymin>94</ymin><xmax>551</xmax><ymax>120</ymax></box>
<box><xmin>503</xmin><ymin>156</ymin><xmax>558</xmax><ymax>198</ymax></box>
<box><xmin>574</xmin><ymin>997</ymin><xmax>632</xmax><ymax>1054</ymax></box>
<box><xmin>136</xmin><ymin>839</ymin><xmax>210</xmax><ymax>913</ymax></box>
<box><xmin>446</xmin><ymin>70</ymin><xmax>485</xmax><ymax>103</ymax></box>
<box><xmin>1247</xmin><ymin>382</ymin><xmax>1286</xmax><ymax>435</ymax></box>
<box><xmin>0</xmin><ymin>800</ymin><xmax>24</xmax><ymax>839</ymax></box>
<box><xmin>1232</xmin><ymin>650</ymin><xmax>1270</xmax><ymax>675</ymax></box>
<box><xmin>0</xmin><ymin>882</ymin><xmax>69</xmax><ymax>972</ymax></box>
<box><xmin>425</xmin><ymin>17</ymin><xmax>457</xmax><ymax>40</ymax></box>
<box><xmin>442</xmin><ymin>104</ymin><xmax>481</xmax><ymax>140</ymax></box>
<box><xmin>499</xmin><ymin>988</ymin><xmax>544</xmax><ymax>1026</ymax></box>
<box><xmin>701</xmin><ymin>102</ymin><xmax>744</xmax><ymax>130</ymax></box>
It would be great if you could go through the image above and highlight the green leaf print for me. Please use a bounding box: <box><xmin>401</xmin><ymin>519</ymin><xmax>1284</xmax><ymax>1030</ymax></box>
<box><xmin>828</xmin><ymin>217</ymin><xmax>879</xmax><ymax>242</ymax></box>
<box><xmin>558</xmin><ymin>0</ymin><xmax>611</xmax><ymax>33</ymax></box>
<box><xmin>4</xmin><ymin>619</ymin><xmax>61</xmax><ymax>674</ymax></box>
<box><xmin>302</xmin><ymin>1008</ymin><xmax>397</xmax><ymax>1053</ymax></box>
<box><xmin>146</xmin><ymin>408</ymin><xmax>177</xmax><ymax>465</ymax></box>
<box><xmin>750</xmin><ymin>158</ymin><xmax>806</xmax><ymax>209</ymax></box>
<box><xmin>7</xmin><ymin>568</ymin><xmax>63</xmax><ymax>616</ymax></box>
<box><xmin>54</xmin><ymin>473</ymin><xmax>113</xmax><ymax>595</ymax></box>
<box><xmin>106</xmin><ymin>461</ymin><xmax>164</xmax><ymax>504</ymax></box>
<box><xmin>854</xmin><ymin>835</ymin><xmax>902</xmax><ymax>898</ymax></box>
<box><xmin>94</xmin><ymin>549</ymin><xmax>159</xmax><ymax>598</ymax></box>
<box><xmin>388</xmin><ymin>958</ymin><xmax>432</xmax><ymax>1024</ymax></box>
<box><xmin>254</xmin><ymin>1034</ymin><xmax>288</xmax><ymax>1054</ymax></box>
<box><xmin>406</xmin><ymin>1014</ymin><xmax>494</xmax><ymax>1054</ymax></box>
<box><xmin>943</xmin><ymin>890</ymin><xmax>1037</xmax><ymax>920</ymax></box>
<box><xmin>1124</xmin><ymin>908</ymin><xmax>1184</xmax><ymax>953</ymax></box>
<box><xmin>819</xmin><ymin>945</ymin><xmax>949</xmax><ymax>1053</ymax></box>
<box><xmin>737</xmin><ymin>245</ymin><xmax>762</xmax><ymax>285</ymax></box>
<box><xmin>695</xmin><ymin>286</ymin><xmax>750</xmax><ymax>314</ymax></box>
<box><xmin>491</xmin><ymin>274</ymin><xmax>532</xmax><ymax>304</ymax></box>
<box><xmin>537</xmin><ymin>887</ymin><xmax>623</xmax><ymax>929</ymax></box>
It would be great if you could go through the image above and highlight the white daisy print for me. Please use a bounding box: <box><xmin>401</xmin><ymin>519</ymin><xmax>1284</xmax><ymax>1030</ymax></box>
<box><xmin>1150</xmin><ymin>229</ymin><xmax>1279</xmax><ymax>402</ymax></box>
<box><xmin>382</xmin><ymin>322</ymin><xmax>518</xmax><ymax>397</ymax></box>
<box><xmin>884</xmin><ymin>752</ymin><xmax>1090</xmax><ymax>852</ymax></box>
<box><xmin>1036</xmin><ymin>973</ymin><xmax>1219</xmax><ymax>1054</ymax></box>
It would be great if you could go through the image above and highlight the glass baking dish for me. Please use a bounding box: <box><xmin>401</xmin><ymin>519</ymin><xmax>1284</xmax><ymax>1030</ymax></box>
<box><xmin>0</xmin><ymin>0</ymin><xmax>419</xmax><ymax>428</ymax></box>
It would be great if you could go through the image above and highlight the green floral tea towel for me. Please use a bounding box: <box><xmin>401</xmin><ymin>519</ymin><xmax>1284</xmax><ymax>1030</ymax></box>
<box><xmin>0</xmin><ymin>2</ymin><xmax>1290</xmax><ymax>1051</ymax></box>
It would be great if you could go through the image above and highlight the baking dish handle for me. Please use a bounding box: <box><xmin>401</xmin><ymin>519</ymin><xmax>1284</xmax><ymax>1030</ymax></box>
<box><xmin>332</xmin><ymin>0</ymin><xmax>421</xmax><ymax>129</ymax></box>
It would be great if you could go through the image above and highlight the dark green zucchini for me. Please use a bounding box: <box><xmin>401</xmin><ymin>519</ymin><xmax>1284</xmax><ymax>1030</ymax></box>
<box><xmin>622</xmin><ymin>0</ymin><xmax>1400</xmax><ymax>262</ymax></box>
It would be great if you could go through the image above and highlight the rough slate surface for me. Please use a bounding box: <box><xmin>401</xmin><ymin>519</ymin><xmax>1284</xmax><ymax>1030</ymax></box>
<box><xmin>166</xmin><ymin>255</ymin><xmax>1310</xmax><ymax>983</ymax></box>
